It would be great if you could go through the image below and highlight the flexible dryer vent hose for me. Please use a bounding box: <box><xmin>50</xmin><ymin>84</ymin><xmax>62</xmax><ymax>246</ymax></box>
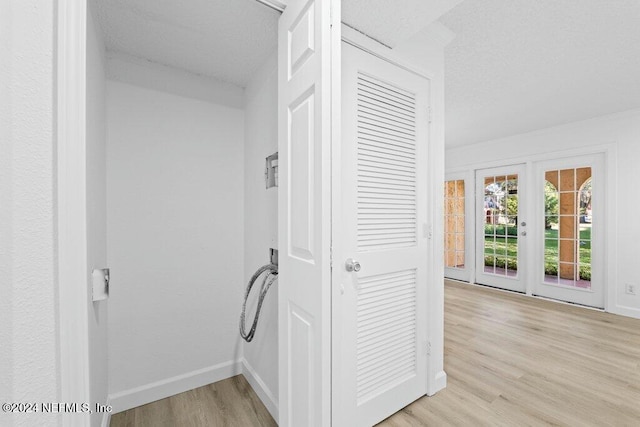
<box><xmin>240</xmin><ymin>263</ymin><xmax>278</xmax><ymax>342</ymax></box>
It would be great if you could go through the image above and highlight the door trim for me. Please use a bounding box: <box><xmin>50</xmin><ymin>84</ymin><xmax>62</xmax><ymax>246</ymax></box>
<box><xmin>341</xmin><ymin>25</ymin><xmax>431</xmax><ymax>80</ymax></box>
<box><xmin>57</xmin><ymin>0</ymin><xmax>92</xmax><ymax>426</ymax></box>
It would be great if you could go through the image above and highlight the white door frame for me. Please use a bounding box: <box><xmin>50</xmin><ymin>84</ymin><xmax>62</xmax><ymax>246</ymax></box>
<box><xmin>57</xmin><ymin>0</ymin><xmax>92</xmax><ymax>426</ymax></box>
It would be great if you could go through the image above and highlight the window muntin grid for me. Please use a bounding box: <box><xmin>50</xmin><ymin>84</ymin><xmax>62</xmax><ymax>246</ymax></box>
<box><xmin>482</xmin><ymin>175</ymin><xmax>519</xmax><ymax>277</ymax></box>
<box><xmin>543</xmin><ymin>168</ymin><xmax>592</xmax><ymax>289</ymax></box>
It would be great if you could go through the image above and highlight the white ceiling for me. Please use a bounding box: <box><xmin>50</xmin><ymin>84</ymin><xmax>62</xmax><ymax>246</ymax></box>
<box><xmin>95</xmin><ymin>0</ymin><xmax>640</xmax><ymax>146</ymax></box>
<box><xmin>342</xmin><ymin>0</ymin><xmax>463</xmax><ymax>47</ymax></box>
<box><xmin>95</xmin><ymin>0</ymin><xmax>461</xmax><ymax>87</ymax></box>
<box><xmin>439</xmin><ymin>0</ymin><xmax>640</xmax><ymax>147</ymax></box>
<box><xmin>94</xmin><ymin>0</ymin><xmax>280</xmax><ymax>87</ymax></box>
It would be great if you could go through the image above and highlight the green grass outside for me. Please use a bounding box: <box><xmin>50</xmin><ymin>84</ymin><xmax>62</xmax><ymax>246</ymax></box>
<box><xmin>483</xmin><ymin>225</ymin><xmax>591</xmax><ymax>280</ymax></box>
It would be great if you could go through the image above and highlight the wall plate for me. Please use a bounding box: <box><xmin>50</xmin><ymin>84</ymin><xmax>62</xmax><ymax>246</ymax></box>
<box><xmin>265</xmin><ymin>152</ymin><xmax>279</xmax><ymax>189</ymax></box>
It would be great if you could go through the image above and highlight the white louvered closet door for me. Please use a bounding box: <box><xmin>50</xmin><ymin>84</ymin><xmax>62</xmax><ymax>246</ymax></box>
<box><xmin>333</xmin><ymin>42</ymin><xmax>430</xmax><ymax>427</ymax></box>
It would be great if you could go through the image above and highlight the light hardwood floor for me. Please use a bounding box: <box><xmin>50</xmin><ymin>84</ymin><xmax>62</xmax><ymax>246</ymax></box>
<box><xmin>112</xmin><ymin>280</ymin><xmax>640</xmax><ymax>426</ymax></box>
<box><xmin>379</xmin><ymin>280</ymin><xmax>640</xmax><ymax>426</ymax></box>
<box><xmin>109</xmin><ymin>375</ymin><xmax>276</xmax><ymax>427</ymax></box>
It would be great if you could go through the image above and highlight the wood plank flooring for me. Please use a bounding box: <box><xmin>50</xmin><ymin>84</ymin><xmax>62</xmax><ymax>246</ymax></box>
<box><xmin>111</xmin><ymin>280</ymin><xmax>640</xmax><ymax>426</ymax></box>
<box><xmin>109</xmin><ymin>375</ymin><xmax>276</xmax><ymax>427</ymax></box>
<box><xmin>379</xmin><ymin>280</ymin><xmax>640</xmax><ymax>426</ymax></box>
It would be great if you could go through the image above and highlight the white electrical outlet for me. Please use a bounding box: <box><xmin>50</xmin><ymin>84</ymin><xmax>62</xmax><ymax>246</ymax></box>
<box><xmin>625</xmin><ymin>283</ymin><xmax>637</xmax><ymax>295</ymax></box>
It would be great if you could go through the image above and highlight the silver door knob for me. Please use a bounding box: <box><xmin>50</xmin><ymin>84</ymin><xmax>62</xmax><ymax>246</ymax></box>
<box><xmin>345</xmin><ymin>258</ymin><xmax>361</xmax><ymax>272</ymax></box>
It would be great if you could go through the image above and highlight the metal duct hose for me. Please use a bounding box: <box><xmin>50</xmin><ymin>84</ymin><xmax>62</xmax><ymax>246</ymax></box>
<box><xmin>239</xmin><ymin>264</ymin><xmax>278</xmax><ymax>343</ymax></box>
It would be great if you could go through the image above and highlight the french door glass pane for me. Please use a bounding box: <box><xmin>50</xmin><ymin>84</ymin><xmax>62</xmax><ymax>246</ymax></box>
<box><xmin>483</xmin><ymin>175</ymin><xmax>518</xmax><ymax>277</ymax></box>
<box><xmin>444</xmin><ymin>180</ymin><xmax>465</xmax><ymax>268</ymax></box>
<box><xmin>543</xmin><ymin>168</ymin><xmax>592</xmax><ymax>289</ymax></box>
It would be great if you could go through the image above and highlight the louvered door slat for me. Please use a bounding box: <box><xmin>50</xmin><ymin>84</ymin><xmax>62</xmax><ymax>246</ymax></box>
<box><xmin>357</xmin><ymin>87</ymin><xmax>417</xmax><ymax>114</ymax></box>
<box><xmin>359</xmin><ymin>157</ymin><xmax>416</xmax><ymax>172</ymax></box>
<box><xmin>358</xmin><ymin>110</ymin><xmax>416</xmax><ymax>132</ymax></box>
<box><xmin>357</xmin><ymin>105</ymin><xmax>416</xmax><ymax>128</ymax></box>
<box><xmin>359</xmin><ymin>151</ymin><xmax>415</xmax><ymax>166</ymax></box>
<box><xmin>356</xmin><ymin>72</ymin><xmax>417</xmax><ymax>251</ymax></box>
<box><xmin>358</xmin><ymin>136</ymin><xmax>415</xmax><ymax>154</ymax></box>
<box><xmin>358</xmin><ymin>74</ymin><xmax>415</xmax><ymax>101</ymax></box>
<box><xmin>355</xmin><ymin>268</ymin><xmax>417</xmax><ymax>403</ymax></box>
<box><xmin>359</xmin><ymin>118</ymin><xmax>416</xmax><ymax>138</ymax></box>
<box><xmin>358</xmin><ymin>124</ymin><xmax>415</xmax><ymax>144</ymax></box>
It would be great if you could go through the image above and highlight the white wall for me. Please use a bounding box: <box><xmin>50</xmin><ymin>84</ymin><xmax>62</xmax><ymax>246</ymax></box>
<box><xmin>446</xmin><ymin>109</ymin><xmax>640</xmax><ymax>319</ymax></box>
<box><xmin>106</xmin><ymin>74</ymin><xmax>245</xmax><ymax>411</ymax></box>
<box><xmin>106</xmin><ymin>51</ymin><xmax>244</xmax><ymax>110</ymax></box>
<box><xmin>86</xmin><ymin>3</ymin><xmax>109</xmax><ymax>426</ymax></box>
<box><xmin>0</xmin><ymin>1</ymin><xmax>60</xmax><ymax>426</ymax></box>
<box><xmin>242</xmin><ymin>53</ymin><xmax>279</xmax><ymax>420</ymax></box>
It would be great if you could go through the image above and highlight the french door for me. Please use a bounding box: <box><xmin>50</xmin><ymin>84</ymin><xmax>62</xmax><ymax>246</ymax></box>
<box><xmin>533</xmin><ymin>154</ymin><xmax>604</xmax><ymax>308</ymax></box>
<box><xmin>471</xmin><ymin>157</ymin><xmax>604</xmax><ymax>308</ymax></box>
<box><xmin>475</xmin><ymin>165</ymin><xmax>527</xmax><ymax>293</ymax></box>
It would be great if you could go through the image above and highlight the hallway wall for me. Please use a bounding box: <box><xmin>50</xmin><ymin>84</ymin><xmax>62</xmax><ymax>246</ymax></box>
<box><xmin>242</xmin><ymin>52</ymin><xmax>279</xmax><ymax>420</ymax></box>
<box><xmin>0</xmin><ymin>2</ymin><xmax>59</xmax><ymax>426</ymax></box>
<box><xmin>106</xmin><ymin>69</ymin><xmax>245</xmax><ymax>411</ymax></box>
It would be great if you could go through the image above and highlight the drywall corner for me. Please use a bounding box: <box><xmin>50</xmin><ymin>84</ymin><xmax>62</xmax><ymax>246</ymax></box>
<box><xmin>106</xmin><ymin>51</ymin><xmax>244</xmax><ymax>109</ymax></box>
<box><xmin>242</xmin><ymin>358</ymin><xmax>279</xmax><ymax>423</ymax></box>
<box><xmin>242</xmin><ymin>50</ymin><xmax>279</xmax><ymax>412</ymax></box>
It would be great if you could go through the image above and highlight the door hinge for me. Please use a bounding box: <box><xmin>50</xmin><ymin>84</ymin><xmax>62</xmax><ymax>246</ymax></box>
<box><xmin>423</xmin><ymin>223</ymin><xmax>433</xmax><ymax>240</ymax></box>
<box><xmin>426</xmin><ymin>341</ymin><xmax>431</xmax><ymax>356</ymax></box>
<box><xmin>330</xmin><ymin>247</ymin><xmax>333</xmax><ymax>270</ymax></box>
<box><xmin>427</xmin><ymin>107</ymin><xmax>432</xmax><ymax>123</ymax></box>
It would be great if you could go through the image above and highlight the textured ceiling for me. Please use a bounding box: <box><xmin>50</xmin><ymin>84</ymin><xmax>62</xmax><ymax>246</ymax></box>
<box><xmin>94</xmin><ymin>0</ymin><xmax>279</xmax><ymax>87</ymax></box>
<box><xmin>342</xmin><ymin>0</ymin><xmax>463</xmax><ymax>47</ymax></box>
<box><xmin>96</xmin><ymin>0</ymin><xmax>462</xmax><ymax>87</ymax></box>
<box><xmin>440</xmin><ymin>0</ymin><xmax>640</xmax><ymax>147</ymax></box>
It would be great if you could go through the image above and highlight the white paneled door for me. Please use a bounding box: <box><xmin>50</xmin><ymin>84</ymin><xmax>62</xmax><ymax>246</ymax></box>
<box><xmin>333</xmin><ymin>42</ymin><xmax>430</xmax><ymax>427</ymax></box>
<box><xmin>475</xmin><ymin>165</ymin><xmax>527</xmax><ymax>293</ymax></box>
<box><xmin>278</xmin><ymin>0</ymin><xmax>339</xmax><ymax>425</ymax></box>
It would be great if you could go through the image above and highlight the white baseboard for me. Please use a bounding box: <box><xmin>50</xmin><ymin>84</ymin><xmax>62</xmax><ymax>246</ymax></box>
<box><xmin>611</xmin><ymin>304</ymin><xmax>640</xmax><ymax>320</ymax></box>
<box><xmin>101</xmin><ymin>396</ymin><xmax>112</xmax><ymax>427</ymax></box>
<box><xmin>427</xmin><ymin>370</ymin><xmax>447</xmax><ymax>396</ymax></box>
<box><xmin>109</xmin><ymin>360</ymin><xmax>241</xmax><ymax>414</ymax></box>
<box><xmin>241</xmin><ymin>358</ymin><xmax>279</xmax><ymax>423</ymax></box>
